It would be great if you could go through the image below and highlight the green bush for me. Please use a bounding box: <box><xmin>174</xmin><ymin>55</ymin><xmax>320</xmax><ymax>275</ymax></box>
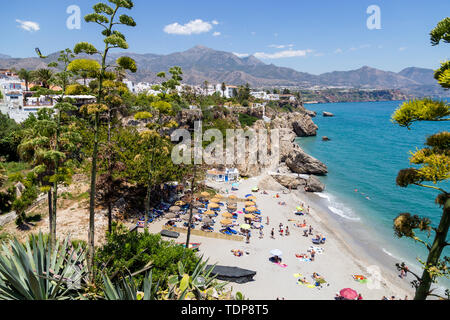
<box><xmin>238</xmin><ymin>113</ymin><xmax>259</xmax><ymax>128</ymax></box>
<box><xmin>95</xmin><ymin>223</ymin><xmax>200</xmax><ymax>289</ymax></box>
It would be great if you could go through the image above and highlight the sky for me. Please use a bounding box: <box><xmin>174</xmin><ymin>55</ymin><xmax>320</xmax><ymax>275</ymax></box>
<box><xmin>0</xmin><ymin>0</ymin><xmax>449</xmax><ymax>75</ymax></box>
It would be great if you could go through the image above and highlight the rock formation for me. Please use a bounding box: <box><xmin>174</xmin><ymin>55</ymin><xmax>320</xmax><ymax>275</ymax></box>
<box><xmin>323</xmin><ymin>111</ymin><xmax>334</xmax><ymax>117</ymax></box>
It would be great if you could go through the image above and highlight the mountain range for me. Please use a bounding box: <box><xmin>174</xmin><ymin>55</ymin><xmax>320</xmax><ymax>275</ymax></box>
<box><xmin>0</xmin><ymin>46</ymin><xmax>447</xmax><ymax>97</ymax></box>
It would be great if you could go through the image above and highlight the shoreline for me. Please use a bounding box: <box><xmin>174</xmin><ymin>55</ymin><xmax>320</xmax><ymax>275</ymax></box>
<box><xmin>147</xmin><ymin>174</ymin><xmax>415</xmax><ymax>300</ymax></box>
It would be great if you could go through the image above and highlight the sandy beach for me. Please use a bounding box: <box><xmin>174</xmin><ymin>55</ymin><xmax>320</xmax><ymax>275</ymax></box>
<box><xmin>148</xmin><ymin>174</ymin><xmax>415</xmax><ymax>300</ymax></box>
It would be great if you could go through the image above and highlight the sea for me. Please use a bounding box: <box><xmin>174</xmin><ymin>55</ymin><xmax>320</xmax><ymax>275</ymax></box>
<box><xmin>297</xmin><ymin>100</ymin><xmax>449</xmax><ymax>292</ymax></box>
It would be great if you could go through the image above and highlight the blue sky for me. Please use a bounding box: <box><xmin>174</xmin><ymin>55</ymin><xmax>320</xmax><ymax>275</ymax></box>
<box><xmin>1</xmin><ymin>0</ymin><xmax>449</xmax><ymax>75</ymax></box>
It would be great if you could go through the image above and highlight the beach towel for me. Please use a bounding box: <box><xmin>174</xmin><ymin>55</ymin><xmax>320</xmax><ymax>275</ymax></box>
<box><xmin>276</xmin><ymin>263</ymin><xmax>288</xmax><ymax>268</ymax></box>
<box><xmin>293</xmin><ymin>273</ymin><xmax>303</xmax><ymax>278</ymax></box>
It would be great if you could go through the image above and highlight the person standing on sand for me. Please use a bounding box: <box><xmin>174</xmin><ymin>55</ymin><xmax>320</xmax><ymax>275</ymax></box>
<box><xmin>309</xmin><ymin>225</ymin><xmax>313</xmax><ymax>235</ymax></box>
<box><xmin>267</xmin><ymin>216</ymin><xmax>270</xmax><ymax>225</ymax></box>
<box><xmin>285</xmin><ymin>226</ymin><xmax>290</xmax><ymax>236</ymax></box>
<box><xmin>271</xmin><ymin>228</ymin><xmax>275</xmax><ymax>239</ymax></box>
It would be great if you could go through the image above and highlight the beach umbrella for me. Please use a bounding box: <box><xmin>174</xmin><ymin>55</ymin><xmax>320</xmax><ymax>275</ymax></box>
<box><xmin>270</xmin><ymin>249</ymin><xmax>283</xmax><ymax>257</ymax></box>
<box><xmin>175</xmin><ymin>201</ymin><xmax>185</xmax><ymax>206</ymax></box>
<box><xmin>222</xmin><ymin>212</ymin><xmax>233</xmax><ymax>218</ymax></box>
<box><xmin>245</xmin><ymin>201</ymin><xmax>256</xmax><ymax>207</ymax></box>
<box><xmin>339</xmin><ymin>288</ymin><xmax>358</xmax><ymax>300</ymax></box>
<box><xmin>182</xmin><ymin>215</ymin><xmax>192</xmax><ymax>221</ymax></box>
<box><xmin>205</xmin><ymin>210</ymin><xmax>216</xmax><ymax>216</ymax></box>
<box><xmin>221</xmin><ymin>219</ymin><xmax>233</xmax><ymax>225</ymax></box>
<box><xmin>228</xmin><ymin>195</ymin><xmax>237</xmax><ymax>200</ymax></box>
<box><xmin>246</xmin><ymin>207</ymin><xmax>257</xmax><ymax>212</ymax></box>
<box><xmin>169</xmin><ymin>206</ymin><xmax>181</xmax><ymax>212</ymax></box>
<box><xmin>215</xmin><ymin>194</ymin><xmax>223</xmax><ymax>199</ymax></box>
<box><xmin>209</xmin><ymin>203</ymin><xmax>219</xmax><ymax>209</ymax></box>
<box><xmin>200</xmin><ymin>192</ymin><xmax>210</xmax><ymax>198</ymax></box>
<box><xmin>244</xmin><ymin>214</ymin><xmax>255</xmax><ymax>219</ymax></box>
<box><xmin>165</xmin><ymin>213</ymin><xmax>177</xmax><ymax>219</ymax></box>
<box><xmin>247</xmin><ymin>196</ymin><xmax>256</xmax><ymax>201</ymax></box>
<box><xmin>209</xmin><ymin>198</ymin><xmax>220</xmax><ymax>203</ymax></box>
<box><xmin>240</xmin><ymin>224</ymin><xmax>251</xmax><ymax>230</ymax></box>
<box><xmin>193</xmin><ymin>201</ymin><xmax>204</xmax><ymax>208</ymax></box>
<box><xmin>296</xmin><ymin>206</ymin><xmax>303</xmax><ymax>212</ymax></box>
<box><xmin>252</xmin><ymin>187</ymin><xmax>259</xmax><ymax>192</ymax></box>
<box><xmin>203</xmin><ymin>216</ymin><xmax>213</xmax><ymax>223</ymax></box>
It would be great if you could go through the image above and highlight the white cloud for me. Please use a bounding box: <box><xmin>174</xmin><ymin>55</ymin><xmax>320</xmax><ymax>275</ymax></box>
<box><xmin>334</xmin><ymin>48</ymin><xmax>343</xmax><ymax>54</ymax></box>
<box><xmin>164</xmin><ymin>19</ymin><xmax>213</xmax><ymax>35</ymax></box>
<box><xmin>16</xmin><ymin>19</ymin><xmax>40</xmax><ymax>32</ymax></box>
<box><xmin>254</xmin><ymin>49</ymin><xmax>312</xmax><ymax>59</ymax></box>
<box><xmin>269</xmin><ymin>44</ymin><xmax>294</xmax><ymax>49</ymax></box>
<box><xmin>233</xmin><ymin>52</ymin><xmax>250</xmax><ymax>58</ymax></box>
<box><xmin>213</xmin><ymin>32</ymin><xmax>221</xmax><ymax>37</ymax></box>
<box><xmin>212</xmin><ymin>20</ymin><xmax>219</xmax><ymax>25</ymax></box>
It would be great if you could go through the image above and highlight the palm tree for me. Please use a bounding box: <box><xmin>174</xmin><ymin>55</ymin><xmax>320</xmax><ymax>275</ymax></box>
<box><xmin>18</xmin><ymin>69</ymin><xmax>33</xmax><ymax>91</ymax></box>
<box><xmin>221</xmin><ymin>82</ymin><xmax>226</xmax><ymax>98</ymax></box>
<box><xmin>32</xmin><ymin>69</ymin><xmax>53</xmax><ymax>89</ymax></box>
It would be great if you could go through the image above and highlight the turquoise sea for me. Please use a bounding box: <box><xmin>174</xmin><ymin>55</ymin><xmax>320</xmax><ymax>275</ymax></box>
<box><xmin>297</xmin><ymin>100</ymin><xmax>449</xmax><ymax>290</ymax></box>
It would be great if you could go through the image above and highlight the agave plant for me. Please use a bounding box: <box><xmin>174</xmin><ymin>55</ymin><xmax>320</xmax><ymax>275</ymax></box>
<box><xmin>101</xmin><ymin>271</ymin><xmax>160</xmax><ymax>300</ymax></box>
<box><xmin>0</xmin><ymin>233</ymin><xmax>87</xmax><ymax>300</ymax></box>
<box><xmin>161</xmin><ymin>258</ymin><xmax>231</xmax><ymax>300</ymax></box>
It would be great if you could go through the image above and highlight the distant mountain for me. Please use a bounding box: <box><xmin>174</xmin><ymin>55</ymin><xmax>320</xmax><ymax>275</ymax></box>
<box><xmin>0</xmin><ymin>46</ymin><xmax>447</xmax><ymax>97</ymax></box>
<box><xmin>0</xmin><ymin>54</ymin><xmax>11</xmax><ymax>59</ymax></box>
<box><xmin>398</xmin><ymin>67</ymin><xmax>437</xmax><ymax>86</ymax></box>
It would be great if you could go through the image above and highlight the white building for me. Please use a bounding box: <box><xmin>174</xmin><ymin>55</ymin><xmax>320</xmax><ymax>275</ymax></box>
<box><xmin>206</xmin><ymin>168</ymin><xmax>240</xmax><ymax>182</ymax></box>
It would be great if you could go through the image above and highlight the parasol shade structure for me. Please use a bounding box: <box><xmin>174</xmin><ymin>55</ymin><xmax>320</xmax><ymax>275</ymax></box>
<box><xmin>339</xmin><ymin>288</ymin><xmax>358</xmax><ymax>300</ymax></box>
<box><xmin>205</xmin><ymin>210</ymin><xmax>217</xmax><ymax>216</ymax></box>
<box><xmin>240</xmin><ymin>224</ymin><xmax>251</xmax><ymax>230</ymax></box>
<box><xmin>221</xmin><ymin>219</ymin><xmax>233</xmax><ymax>225</ymax></box>
<box><xmin>247</xmin><ymin>196</ymin><xmax>256</xmax><ymax>201</ymax></box>
<box><xmin>200</xmin><ymin>192</ymin><xmax>210</xmax><ymax>198</ymax></box>
<box><xmin>228</xmin><ymin>195</ymin><xmax>237</xmax><ymax>200</ymax></box>
<box><xmin>208</xmin><ymin>203</ymin><xmax>220</xmax><ymax>209</ymax></box>
<box><xmin>182</xmin><ymin>215</ymin><xmax>192</xmax><ymax>221</ymax></box>
<box><xmin>169</xmin><ymin>206</ymin><xmax>181</xmax><ymax>212</ymax></box>
<box><xmin>175</xmin><ymin>201</ymin><xmax>185</xmax><ymax>206</ymax></box>
<box><xmin>215</xmin><ymin>194</ymin><xmax>223</xmax><ymax>199</ymax></box>
<box><xmin>244</xmin><ymin>214</ymin><xmax>255</xmax><ymax>219</ymax></box>
<box><xmin>270</xmin><ymin>249</ymin><xmax>283</xmax><ymax>257</ymax></box>
<box><xmin>165</xmin><ymin>213</ymin><xmax>178</xmax><ymax>219</ymax></box>
<box><xmin>296</xmin><ymin>206</ymin><xmax>304</xmax><ymax>212</ymax></box>
<box><xmin>222</xmin><ymin>212</ymin><xmax>233</xmax><ymax>218</ymax></box>
<box><xmin>252</xmin><ymin>187</ymin><xmax>259</xmax><ymax>192</ymax></box>
<box><xmin>245</xmin><ymin>201</ymin><xmax>256</xmax><ymax>207</ymax></box>
<box><xmin>209</xmin><ymin>198</ymin><xmax>220</xmax><ymax>203</ymax></box>
<box><xmin>246</xmin><ymin>207</ymin><xmax>257</xmax><ymax>212</ymax></box>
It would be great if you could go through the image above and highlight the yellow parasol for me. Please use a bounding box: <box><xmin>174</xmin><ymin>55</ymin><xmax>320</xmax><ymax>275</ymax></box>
<box><xmin>228</xmin><ymin>195</ymin><xmax>237</xmax><ymax>200</ymax></box>
<box><xmin>247</xmin><ymin>196</ymin><xmax>257</xmax><ymax>201</ymax></box>
<box><xmin>208</xmin><ymin>203</ymin><xmax>219</xmax><ymax>209</ymax></box>
<box><xmin>205</xmin><ymin>210</ymin><xmax>216</xmax><ymax>216</ymax></box>
<box><xmin>175</xmin><ymin>201</ymin><xmax>185</xmax><ymax>206</ymax></box>
<box><xmin>246</xmin><ymin>207</ymin><xmax>257</xmax><ymax>212</ymax></box>
<box><xmin>221</xmin><ymin>219</ymin><xmax>233</xmax><ymax>225</ymax></box>
<box><xmin>222</xmin><ymin>212</ymin><xmax>233</xmax><ymax>218</ymax></box>
<box><xmin>215</xmin><ymin>194</ymin><xmax>223</xmax><ymax>199</ymax></box>
<box><xmin>209</xmin><ymin>198</ymin><xmax>220</xmax><ymax>203</ymax></box>
<box><xmin>200</xmin><ymin>192</ymin><xmax>210</xmax><ymax>198</ymax></box>
<box><xmin>244</xmin><ymin>214</ymin><xmax>255</xmax><ymax>219</ymax></box>
<box><xmin>245</xmin><ymin>201</ymin><xmax>256</xmax><ymax>207</ymax></box>
<box><xmin>240</xmin><ymin>224</ymin><xmax>251</xmax><ymax>230</ymax></box>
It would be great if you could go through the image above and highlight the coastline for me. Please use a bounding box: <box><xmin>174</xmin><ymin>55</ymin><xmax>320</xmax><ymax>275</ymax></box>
<box><xmin>147</xmin><ymin>174</ymin><xmax>415</xmax><ymax>300</ymax></box>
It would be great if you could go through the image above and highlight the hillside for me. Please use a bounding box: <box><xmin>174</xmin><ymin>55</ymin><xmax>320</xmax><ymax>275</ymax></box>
<box><xmin>0</xmin><ymin>46</ymin><xmax>447</xmax><ymax>97</ymax></box>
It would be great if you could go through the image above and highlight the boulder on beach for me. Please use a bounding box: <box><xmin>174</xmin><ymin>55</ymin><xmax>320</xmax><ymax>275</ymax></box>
<box><xmin>323</xmin><ymin>111</ymin><xmax>334</xmax><ymax>117</ymax></box>
<box><xmin>283</xmin><ymin>144</ymin><xmax>328</xmax><ymax>176</ymax></box>
<box><xmin>271</xmin><ymin>173</ymin><xmax>307</xmax><ymax>190</ymax></box>
<box><xmin>305</xmin><ymin>176</ymin><xmax>325</xmax><ymax>193</ymax></box>
<box><xmin>258</xmin><ymin>174</ymin><xmax>287</xmax><ymax>191</ymax></box>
